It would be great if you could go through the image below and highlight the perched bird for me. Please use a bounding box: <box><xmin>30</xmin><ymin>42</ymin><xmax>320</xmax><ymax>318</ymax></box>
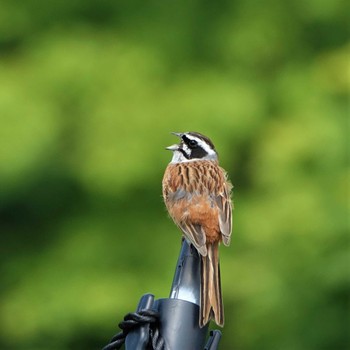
<box><xmin>162</xmin><ymin>131</ymin><xmax>233</xmax><ymax>327</ymax></box>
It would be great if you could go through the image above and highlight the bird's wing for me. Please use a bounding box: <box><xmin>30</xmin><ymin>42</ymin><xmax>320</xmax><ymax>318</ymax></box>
<box><xmin>178</xmin><ymin>220</ymin><xmax>208</xmax><ymax>256</ymax></box>
<box><xmin>216</xmin><ymin>179</ymin><xmax>233</xmax><ymax>246</ymax></box>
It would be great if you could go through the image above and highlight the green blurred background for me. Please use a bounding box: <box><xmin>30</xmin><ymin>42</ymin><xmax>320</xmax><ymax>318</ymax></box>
<box><xmin>0</xmin><ymin>0</ymin><xmax>348</xmax><ymax>349</ymax></box>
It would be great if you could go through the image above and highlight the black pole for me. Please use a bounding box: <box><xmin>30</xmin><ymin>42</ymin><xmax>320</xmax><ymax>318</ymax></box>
<box><xmin>153</xmin><ymin>240</ymin><xmax>209</xmax><ymax>349</ymax></box>
<box><xmin>169</xmin><ymin>239</ymin><xmax>202</xmax><ymax>303</ymax></box>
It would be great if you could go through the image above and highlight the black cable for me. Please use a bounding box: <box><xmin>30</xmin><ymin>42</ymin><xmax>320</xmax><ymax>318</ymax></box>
<box><xmin>102</xmin><ymin>309</ymin><xmax>166</xmax><ymax>350</ymax></box>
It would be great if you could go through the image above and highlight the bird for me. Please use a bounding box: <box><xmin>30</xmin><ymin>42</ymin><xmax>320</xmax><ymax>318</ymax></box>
<box><xmin>162</xmin><ymin>131</ymin><xmax>233</xmax><ymax>327</ymax></box>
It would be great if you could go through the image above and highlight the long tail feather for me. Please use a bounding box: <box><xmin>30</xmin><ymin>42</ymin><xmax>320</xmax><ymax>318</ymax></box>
<box><xmin>200</xmin><ymin>242</ymin><xmax>224</xmax><ymax>327</ymax></box>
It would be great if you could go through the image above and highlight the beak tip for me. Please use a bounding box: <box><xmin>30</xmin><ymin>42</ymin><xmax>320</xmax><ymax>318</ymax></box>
<box><xmin>171</xmin><ymin>132</ymin><xmax>183</xmax><ymax>138</ymax></box>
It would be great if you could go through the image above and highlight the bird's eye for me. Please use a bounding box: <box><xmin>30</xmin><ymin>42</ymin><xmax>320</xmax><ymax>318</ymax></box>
<box><xmin>189</xmin><ymin>139</ymin><xmax>198</xmax><ymax>147</ymax></box>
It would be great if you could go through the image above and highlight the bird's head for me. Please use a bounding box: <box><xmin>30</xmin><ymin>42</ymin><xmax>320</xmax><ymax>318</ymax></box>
<box><xmin>166</xmin><ymin>132</ymin><xmax>218</xmax><ymax>163</ymax></box>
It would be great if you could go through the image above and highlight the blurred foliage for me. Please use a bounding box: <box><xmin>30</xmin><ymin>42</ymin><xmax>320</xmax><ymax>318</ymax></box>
<box><xmin>0</xmin><ymin>0</ymin><xmax>348</xmax><ymax>349</ymax></box>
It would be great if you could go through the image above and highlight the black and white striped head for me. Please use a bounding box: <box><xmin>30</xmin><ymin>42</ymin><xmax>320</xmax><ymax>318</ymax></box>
<box><xmin>166</xmin><ymin>132</ymin><xmax>218</xmax><ymax>163</ymax></box>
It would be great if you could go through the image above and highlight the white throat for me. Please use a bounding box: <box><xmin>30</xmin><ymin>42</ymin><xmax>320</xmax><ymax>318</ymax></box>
<box><xmin>170</xmin><ymin>150</ymin><xmax>192</xmax><ymax>163</ymax></box>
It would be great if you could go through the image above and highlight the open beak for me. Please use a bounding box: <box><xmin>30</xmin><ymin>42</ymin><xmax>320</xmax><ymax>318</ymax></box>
<box><xmin>166</xmin><ymin>132</ymin><xmax>183</xmax><ymax>151</ymax></box>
